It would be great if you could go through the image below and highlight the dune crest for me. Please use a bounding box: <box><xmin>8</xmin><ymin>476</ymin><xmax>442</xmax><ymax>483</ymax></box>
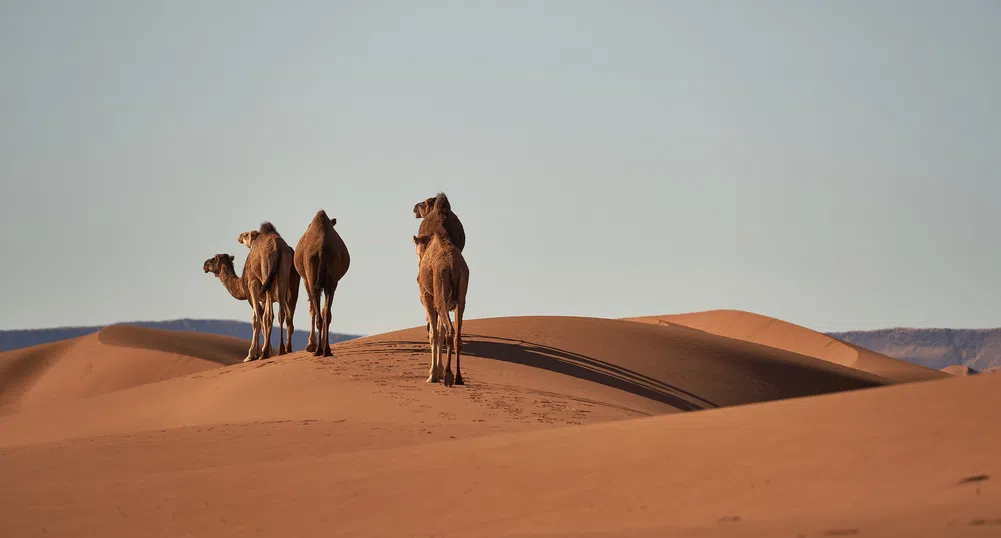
<box><xmin>0</xmin><ymin>326</ymin><xmax>246</xmax><ymax>414</ymax></box>
<box><xmin>625</xmin><ymin>309</ymin><xmax>946</xmax><ymax>383</ymax></box>
<box><xmin>941</xmin><ymin>364</ymin><xmax>978</xmax><ymax>376</ymax></box>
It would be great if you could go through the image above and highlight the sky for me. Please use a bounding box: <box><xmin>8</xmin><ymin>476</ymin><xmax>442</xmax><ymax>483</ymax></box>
<box><xmin>1</xmin><ymin>1</ymin><xmax>1000</xmax><ymax>335</ymax></box>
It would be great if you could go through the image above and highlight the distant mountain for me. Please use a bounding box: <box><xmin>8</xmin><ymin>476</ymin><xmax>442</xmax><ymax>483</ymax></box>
<box><xmin>829</xmin><ymin>328</ymin><xmax>1001</xmax><ymax>372</ymax></box>
<box><xmin>0</xmin><ymin>319</ymin><xmax>362</xmax><ymax>353</ymax></box>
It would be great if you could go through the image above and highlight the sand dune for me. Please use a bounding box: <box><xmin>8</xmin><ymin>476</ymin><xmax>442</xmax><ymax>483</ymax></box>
<box><xmin>0</xmin><ymin>316</ymin><xmax>892</xmax><ymax>447</ymax></box>
<box><xmin>625</xmin><ymin>309</ymin><xmax>947</xmax><ymax>383</ymax></box>
<box><xmin>0</xmin><ymin>325</ymin><xmax>247</xmax><ymax>414</ymax></box>
<box><xmin>941</xmin><ymin>364</ymin><xmax>978</xmax><ymax>376</ymax></box>
<box><xmin>0</xmin><ymin>314</ymin><xmax>990</xmax><ymax>537</ymax></box>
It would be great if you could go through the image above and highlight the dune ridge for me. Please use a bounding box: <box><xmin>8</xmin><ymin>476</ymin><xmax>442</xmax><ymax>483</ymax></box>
<box><xmin>625</xmin><ymin>309</ymin><xmax>947</xmax><ymax>383</ymax></box>
<box><xmin>0</xmin><ymin>326</ymin><xmax>247</xmax><ymax>415</ymax></box>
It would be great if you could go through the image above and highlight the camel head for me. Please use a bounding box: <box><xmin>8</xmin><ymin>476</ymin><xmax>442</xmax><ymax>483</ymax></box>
<box><xmin>238</xmin><ymin>230</ymin><xmax>260</xmax><ymax>248</ymax></box>
<box><xmin>413</xmin><ymin>197</ymin><xmax>434</xmax><ymax>219</ymax></box>
<box><xmin>413</xmin><ymin>234</ymin><xmax>433</xmax><ymax>259</ymax></box>
<box><xmin>203</xmin><ymin>253</ymin><xmax>235</xmax><ymax>276</ymax></box>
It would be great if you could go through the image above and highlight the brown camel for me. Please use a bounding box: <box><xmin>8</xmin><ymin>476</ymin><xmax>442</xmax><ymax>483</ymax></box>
<box><xmin>239</xmin><ymin>223</ymin><xmax>287</xmax><ymax>360</ymax></box>
<box><xmin>202</xmin><ymin>253</ymin><xmax>261</xmax><ymax>362</ymax></box>
<box><xmin>413</xmin><ymin>225</ymin><xmax>469</xmax><ymax>386</ymax></box>
<box><xmin>414</xmin><ymin>192</ymin><xmax>465</xmax><ymax>251</ymax></box>
<box><xmin>238</xmin><ymin>224</ymin><xmax>301</xmax><ymax>354</ymax></box>
<box><xmin>414</xmin><ymin>192</ymin><xmax>466</xmax><ymax>348</ymax></box>
<box><xmin>294</xmin><ymin>210</ymin><xmax>350</xmax><ymax>357</ymax></box>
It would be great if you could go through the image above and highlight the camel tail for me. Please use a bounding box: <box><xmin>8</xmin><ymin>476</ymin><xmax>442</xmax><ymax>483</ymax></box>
<box><xmin>437</xmin><ymin>268</ymin><xmax>456</xmax><ymax>355</ymax></box>
<box><xmin>313</xmin><ymin>248</ymin><xmax>325</xmax><ymax>297</ymax></box>
<box><xmin>435</xmin><ymin>266</ymin><xmax>455</xmax><ymax>321</ymax></box>
<box><xmin>261</xmin><ymin>246</ymin><xmax>281</xmax><ymax>294</ymax></box>
<box><xmin>310</xmin><ymin>209</ymin><xmax>332</xmax><ymax>298</ymax></box>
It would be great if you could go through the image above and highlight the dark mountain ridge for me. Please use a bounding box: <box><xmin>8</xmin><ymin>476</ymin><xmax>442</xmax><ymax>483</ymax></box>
<box><xmin>830</xmin><ymin>327</ymin><xmax>1001</xmax><ymax>372</ymax></box>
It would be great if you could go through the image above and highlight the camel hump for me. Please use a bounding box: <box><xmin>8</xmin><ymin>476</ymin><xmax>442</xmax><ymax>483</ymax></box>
<box><xmin>434</xmin><ymin>192</ymin><xmax>451</xmax><ymax>212</ymax></box>
<box><xmin>259</xmin><ymin>221</ymin><xmax>279</xmax><ymax>235</ymax></box>
<box><xmin>311</xmin><ymin>209</ymin><xmax>332</xmax><ymax>229</ymax></box>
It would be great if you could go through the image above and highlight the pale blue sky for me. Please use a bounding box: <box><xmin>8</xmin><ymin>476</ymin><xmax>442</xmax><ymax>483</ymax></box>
<box><xmin>1</xmin><ymin>1</ymin><xmax>999</xmax><ymax>335</ymax></box>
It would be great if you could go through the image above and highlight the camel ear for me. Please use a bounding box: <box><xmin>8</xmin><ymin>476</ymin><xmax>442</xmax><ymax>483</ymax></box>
<box><xmin>331</xmin><ymin>218</ymin><xmax>337</xmax><ymax>226</ymax></box>
<box><xmin>227</xmin><ymin>254</ymin><xmax>235</xmax><ymax>262</ymax></box>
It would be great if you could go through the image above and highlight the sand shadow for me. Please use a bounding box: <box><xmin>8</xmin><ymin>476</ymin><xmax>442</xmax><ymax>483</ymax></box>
<box><xmin>347</xmin><ymin>335</ymin><xmax>717</xmax><ymax>411</ymax></box>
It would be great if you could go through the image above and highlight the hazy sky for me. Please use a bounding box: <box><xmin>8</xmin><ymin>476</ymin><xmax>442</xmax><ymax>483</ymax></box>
<box><xmin>2</xmin><ymin>1</ymin><xmax>1000</xmax><ymax>335</ymax></box>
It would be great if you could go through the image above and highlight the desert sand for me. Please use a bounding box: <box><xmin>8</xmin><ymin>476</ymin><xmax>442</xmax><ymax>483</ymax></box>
<box><xmin>0</xmin><ymin>312</ymin><xmax>996</xmax><ymax>537</ymax></box>
<box><xmin>625</xmin><ymin>309</ymin><xmax>947</xmax><ymax>383</ymax></box>
<box><xmin>941</xmin><ymin>364</ymin><xmax>979</xmax><ymax>376</ymax></box>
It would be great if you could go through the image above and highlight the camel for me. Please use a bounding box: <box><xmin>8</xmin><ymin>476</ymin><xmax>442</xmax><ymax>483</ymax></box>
<box><xmin>202</xmin><ymin>253</ymin><xmax>262</xmax><ymax>362</ymax></box>
<box><xmin>414</xmin><ymin>192</ymin><xmax>466</xmax><ymax>349</ymax></box>
<box><xmin>237</xmin><ymin>222</ymin><xmax>288</xmax><ymax>360</ymax></box>
<box><xmin>238</xmin><ymin>224</ymin><xmax>301</xmax><ymax>354</ymax></box>
<box><xmin>413</xmin><ymin>223</ymin><xmax>469</xmax><ymax>387</ymax></box>
<box><xmin>294</xmin><ymin>210</ymin><xmax>350</xmax><ymax>357</ymax></box>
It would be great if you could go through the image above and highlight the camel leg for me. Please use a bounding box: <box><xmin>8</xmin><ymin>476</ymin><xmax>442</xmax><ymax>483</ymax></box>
<box><xmin>277</xmin><ymin>289</ymin><xmax>288</xmax><ymax>356</ymax></box>
<box><xmin>244</xmin><ymin>316</ymin><xmax>258</xmax><ymax>363</ymax></box>
<box><xmin>306</xmin><ymin>296</ymin><xmax>319</xmax><ymax>354</ymax></box>
<box><xmin>277</xmin><ymin>301</ymin><xmax>287</xmax><ymax>355</ymax></box>
<box><xmin>244</xmin><ymin>306</ymin><xmax>256</xmax><ymax>363</ymax></box>
<box><xmin>287</xmin><ymin>271</ymin><xmax>300</xmax><ymax>354</ymax></box>
<box><xmin>426</xmin><ymin>309</ymin><xmax>440</xmax><ymax>383</ymax></box>
<box><xmin>423</xmin><ymin>313</ymin><xmax>441</xmax><ymax>376</ymax></box>
<box><xmin>307</xmin><ymin>282</ymin><xmax>322</xmax><ymax>357</ymax></box>
<box><xmin>320</xmin><ymin>290</ymin><xmax>328</xmax><ymax>357</ymax></box>
<box><xmin>439</xmin><ymin>310</ymin><xmax>451</xmax><ymax>379</ymax></box>
<box><xmin>246</xmin><ymin>297</ymin><xmax>264</xmax><ymax>362</ymax></box>
<box><xmin>321</xmin><ymin>281</ymin><xmax>337</xmax><ymax>357</ymax></box>
<box><xmin>428</xmin><ymin>316</ymin><xmax>452</xmax><ymax>359</ymax></box>
<box><xmin>454</xmin><ymin>303</ymin><xmax>464</xmax><ymax>385</ymax></box>
<box><xmin>319</xmin><ymin>289</ymin><xmax>329</xmax><ymax>357</ymax></box>
<box><xmin>261</xmin><ymin>297</ymin><xmax>275</xmax><ymax>359</ymax></box>
<box><xmin>441</xmin><ymin>311</ymin><xmax>456</xmax><ymax>387</ymax></box>
<box><xmin>285</xmin><ymin>305</ymin><xmax>295</xmax><ymax>354</ymax></box>
<box><xmin>436</xmin><ymin>319</ymin><xmax>446</xmax><ymax>383</ymax></box>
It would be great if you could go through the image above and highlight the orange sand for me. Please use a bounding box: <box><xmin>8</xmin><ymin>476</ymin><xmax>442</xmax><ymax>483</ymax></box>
<box><xmin>0</xmin><ymin>313</ymin><xmax>992</xmax><ymax>537</ymax></box>
<box><xmin>625</xmin><ymin>309</ymin><xmax>947</xmax><ymax>383</ymax></box>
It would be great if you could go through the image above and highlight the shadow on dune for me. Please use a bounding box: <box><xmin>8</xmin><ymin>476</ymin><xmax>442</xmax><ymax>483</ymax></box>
<box><xmin>348</xmin><ymin>335</ymin><xmax>717</xmax><ymax>412</ymax></box>
<box><xmin>0</xmin><ymin>340</ymin><xmax>78</xmax><ymax>409</ymax></box>
<box><xmin>462</xmin><ymin>334</ymin><xmax>718</xmax><ymax>411</ymax></box>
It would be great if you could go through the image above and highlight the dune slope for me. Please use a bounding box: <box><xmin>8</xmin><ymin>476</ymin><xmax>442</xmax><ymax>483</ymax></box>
<box><xmin>626</xmin><ymin>309</ymin><xmax>946</xmax><ymax>383</ymax></box>
<box><xmin>0</xmin><ymin>325</ymin><xmax>247</xmax><ymax>414</ymax></box>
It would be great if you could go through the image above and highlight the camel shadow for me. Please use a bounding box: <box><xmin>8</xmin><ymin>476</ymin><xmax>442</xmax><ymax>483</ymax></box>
<box><xmin>349</xmin><ymin>335</ymin><xmax>717</xmax><ymax>412</ymax></box>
